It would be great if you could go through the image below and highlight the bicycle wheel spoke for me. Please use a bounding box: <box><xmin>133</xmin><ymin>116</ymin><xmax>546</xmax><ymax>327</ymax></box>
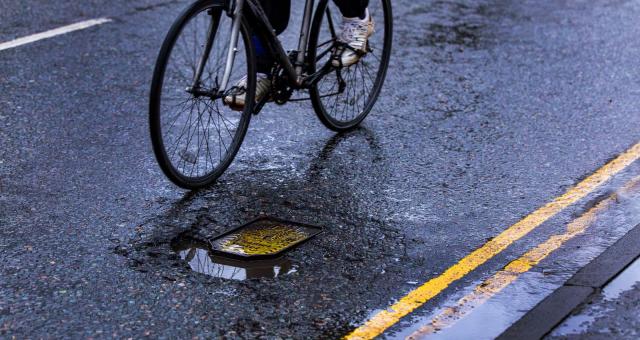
<box><xmin>170</xmin><ymin>100</ymin><xmax>197</xmax><ymax>154</ymax></box>
<box><xmin>368</xmin><ymin>50</ymin><xmax>382</xmax><ymax>62</ymax></box>
<box><xmin>163</xmin><ymin>97</ymin><xmax>195</xmax><ymax>132</ymax></box>
<box><xmin>194</xmin><ymin>100</ymin><xmax>209</xmax><ymax>176</ymax></box>
<box><xmin>179</xmin><ymin>104</ymin><xmax>200</xmax><ymax>174</ymax></box>
<box><xmin>360</xmin><ymin>59</ymin><xmax>377</xmax><ymax>88</ymax></box>
<box><xmin>202</xmin><ymin>102</ymin><xmax>216</xmax><ymax>171</ymax></box>
<box><xmin>343</xmin><ymin>67</ymin><xmax>353</xmax><ymax>120</ymax></box>
<box><xmin>351</xmin><ymin>66</ymin><xmax>360</xmax><ymax>118</ymax></box>
<box><xmin>359</xmin><ymin>61</ymin><xmax>370</xmax><ymax>109</ymax></box>
<box><xmin>329</xmin><ymin>79</ymin><xmax>342</xmax><ymax>119</ymax></box>
<box><xmin>352</xmin><ymin>64</ymin><xmax>362</xmax><ymax>117</ymax></box>
<box><xmin>204</xmin><ymin>99</ymin><xmax>231</xmax><ymax>157</ymax></box>
<box><xmin>200</xmin><ymin>100</ymin><xmax>221</xmax><ymax>164</ymax></box>
<box><xmin>177</xmin><ymin>35</ymin><xmax>196</xmax><ymax>78</ymax></box>
<box><xmin>317</xmin><ymin>39</ymin><xmax>334</xmax><ymax>49</ymax></box>
<box><xmin>203</xmin><ymin>99</ymin><xmax>235</xmax><ymax>140</ymax></box>
<box><xmin>169</xmin><ymin>100</ymin><xmax>197</xmax><ymax>166</ymax></box>
<box><xmin>211</xmin><ymin>101</ymin><xmax>231</xmax><ymax>152</ymax></box>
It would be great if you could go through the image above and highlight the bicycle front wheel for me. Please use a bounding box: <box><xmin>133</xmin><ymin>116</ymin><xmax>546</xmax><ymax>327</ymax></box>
<box><xmin>308</xmin><ymin>0</ymin><xmax>393</xmax><ymax>132</ymax></box>
<box><xmin>150</xmin><ymin>0</ymin><xmax>256</xmax><ymax>189</ymax></box>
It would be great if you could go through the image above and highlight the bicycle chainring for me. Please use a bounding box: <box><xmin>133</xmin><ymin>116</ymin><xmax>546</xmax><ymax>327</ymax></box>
<box><xmin>270</xmin><ymin>64</ymin><xmax>294</xmax><ymax>105</ymax></box>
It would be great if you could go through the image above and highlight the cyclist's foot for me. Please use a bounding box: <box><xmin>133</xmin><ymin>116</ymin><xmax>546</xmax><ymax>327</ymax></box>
<box><xmin>223</xmin><ymin>73</ymin><xmax>271</xmax><ymax>111</ymax></box>
<box><xmin>332</xmin><ymin>9</ymin><xmax>375</xmax><ymax>68</ymax></box>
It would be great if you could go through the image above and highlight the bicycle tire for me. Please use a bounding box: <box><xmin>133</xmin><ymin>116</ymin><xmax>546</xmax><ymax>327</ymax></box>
<box><xmin>308</xmin><ymin>0</ymin><xmax>393</xmax><ymax>132</ymax></box>
<box><xmin>149</xmin><ymin>0</ymin><xmax>256</xmax><ymax>189</ymax></box>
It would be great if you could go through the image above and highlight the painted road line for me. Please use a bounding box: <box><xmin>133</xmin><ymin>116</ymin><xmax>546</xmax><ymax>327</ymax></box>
<box><xmin>345</xmin><ymin>142</ymin><xmax>640</xmax><ymax>340</ymax></box>
<box><xmin>406</xmin><ymin>176</ymin><xmax>640</xmax><ymax>338</ymax></box>
<box><xmin>0</xmin><ymin>18</ymin><xmax>112</xmax><ymax>52</ymax></box>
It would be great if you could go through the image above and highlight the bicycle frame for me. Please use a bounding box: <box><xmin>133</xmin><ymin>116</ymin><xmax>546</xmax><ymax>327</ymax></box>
<box><xmin>236</xmin><ymin>0</ymin><xmax>317</xmax><ymax>88</ymax></box>
<box><xmin>190</xmin><ymin>0</ymin><xmax>338</xmax><ymax>97</ymax></box>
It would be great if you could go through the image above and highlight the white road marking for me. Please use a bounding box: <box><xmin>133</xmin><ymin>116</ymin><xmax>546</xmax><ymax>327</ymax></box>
<box><xmin>0</xmin><ymin>18</ymin><xmax>112</xmax><ymax>52</ymax></box>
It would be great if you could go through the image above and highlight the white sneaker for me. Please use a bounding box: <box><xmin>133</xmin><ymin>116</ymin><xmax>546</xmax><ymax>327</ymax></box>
<box><xmin>223</xmin><ymin>73</ymin><xmax>271</xmax><ymax>111</ymax></box>
<box><xmin>332</xmin><ymin>9</ymin><xmax>375</xmax><ymax>67</ymax></box>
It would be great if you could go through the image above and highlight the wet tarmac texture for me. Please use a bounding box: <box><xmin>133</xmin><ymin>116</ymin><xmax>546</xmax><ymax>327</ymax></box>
<box><xmin>2</xmin><ymin>0</ymin><xmax>640</xmax><ymax>338</ymax></box>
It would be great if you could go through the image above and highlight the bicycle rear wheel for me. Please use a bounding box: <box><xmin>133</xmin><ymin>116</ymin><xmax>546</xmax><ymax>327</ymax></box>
<box><xmin>150</xmin><ymin>0</ymin><xmax>255</xmax><ymax>189</ymax></box>
<box><xmin>308</xmin><ymin>0</ymin><xmax>393</xmax><ymax>132</ymax></box>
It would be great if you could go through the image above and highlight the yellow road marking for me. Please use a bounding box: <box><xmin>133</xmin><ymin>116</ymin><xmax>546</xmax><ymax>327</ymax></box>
<box><xmin>406</xmin><ymin>176</ymin><xmax>640</xmax><ymax>338</ymax></box>
<box><xmin>345</xmin><ymin>142</ymin><xmax>640</xmax><ymax>340</ymax></box>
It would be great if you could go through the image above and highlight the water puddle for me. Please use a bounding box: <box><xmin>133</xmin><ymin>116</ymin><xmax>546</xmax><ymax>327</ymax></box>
<box><xmin>396</xmin><ymin>273</ymin><xmax>560</xmax><ymax>340</ymax></box>
<box><xmin>602</xmin><ymin>255</ymin><xmax>640</xmax><ymax>300</ymax></box>
<box><xmin>552</xmin><ymin>255</ymin><xmax>640</xmax><ymax>336</ymax></box>
<box><xmin>171</xmin><ymin>236</ymin><xmax>297</xmax><ymax>281</ymax></box>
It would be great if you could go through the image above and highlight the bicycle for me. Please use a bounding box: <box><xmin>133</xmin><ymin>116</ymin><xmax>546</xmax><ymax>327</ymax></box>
<box><xmin>149</xmin><ymin>0</ymin><xmax>392</xmax><ymax>189</ymax></box>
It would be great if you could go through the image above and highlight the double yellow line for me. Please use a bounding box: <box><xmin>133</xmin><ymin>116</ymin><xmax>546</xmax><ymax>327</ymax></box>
<box><xmin>346</xmin><ymin>142</ymin><xmax>640</xmax><ymax>340</ymax></box>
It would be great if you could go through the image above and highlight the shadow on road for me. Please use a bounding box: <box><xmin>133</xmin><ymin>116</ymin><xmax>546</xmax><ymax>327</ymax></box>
<box><xmin>115</xmin><ymin>127</ymin><xmax>405</xmax><ymax>284</ymax></box>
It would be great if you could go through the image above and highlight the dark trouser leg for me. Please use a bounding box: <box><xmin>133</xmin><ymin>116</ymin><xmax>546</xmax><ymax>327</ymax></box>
<box><xmin>254</xmin><ymin>0</ymin><xmax>291</xmax><ymax>74</ymax></box>
<box><xmin>333</xmin><ymin>0</ymin><xmax>369</xmax><ymax>19</ymax></box>
<box><xmin>252</xmin><ymin>0</ymin><xmax>368</xmax><ymax>74</ymax></box>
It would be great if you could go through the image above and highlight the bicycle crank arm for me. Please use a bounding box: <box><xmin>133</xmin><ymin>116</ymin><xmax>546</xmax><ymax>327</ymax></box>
<box><xmin>302</xmin><ymin>63</ymin><xmax>335</xmax><ymax>88</ymax></box>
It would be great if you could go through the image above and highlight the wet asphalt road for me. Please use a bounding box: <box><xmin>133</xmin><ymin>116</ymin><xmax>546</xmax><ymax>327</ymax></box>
<box><xmin>2</xmin><ymin>0</ymin><xmax>640</xmax><ymax>338</ymax></box>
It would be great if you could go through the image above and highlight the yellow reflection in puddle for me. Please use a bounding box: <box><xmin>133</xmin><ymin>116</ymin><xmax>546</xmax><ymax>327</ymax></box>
<box><xmin>216</xmin><ymin>224</ymin><xmax>309</xmax><ymax>256</ymax></box>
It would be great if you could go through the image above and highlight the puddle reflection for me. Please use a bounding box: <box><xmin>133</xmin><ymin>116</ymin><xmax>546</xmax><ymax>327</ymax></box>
<box><xmin>552</xmin><ymin>255</ymin><xmax>640</xmax><ymax>336</ymax></box>
<box><xmin>171</xmin><ymin>236</ymin><xmax>297</xmax><ymax>281</ymax></box>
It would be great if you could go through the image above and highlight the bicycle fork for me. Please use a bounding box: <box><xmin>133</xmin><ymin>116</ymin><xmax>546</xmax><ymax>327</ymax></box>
<box><xmin>188</xmin><ymin>0</ymin><xmax>244</xmax><ymax>97</ymax></box>
<box><xmin>191</xmin><ymin>9</ymin><xmax>222</xmax><ymax>90</ymax></box>
<box><xmin>219</xmin><ymin>0</ymin><xmax>244</xmax><ymax>93</ymax></box>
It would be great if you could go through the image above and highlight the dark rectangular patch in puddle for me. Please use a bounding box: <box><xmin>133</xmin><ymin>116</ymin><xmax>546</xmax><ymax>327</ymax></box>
<box><xmin>210</xmin><ymin>217</ymin><xmax>322</xmax><ymax>259</ymax></box>
<box><xmin>171</xmin><ymin>236</ymin><xmax>297</xmax><ymax>281</ymax></box>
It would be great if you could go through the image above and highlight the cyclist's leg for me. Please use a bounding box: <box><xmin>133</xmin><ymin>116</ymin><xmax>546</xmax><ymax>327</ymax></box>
<box><xmin>332</xmin><ymin>0</ymin><xmax>369</xmax><ymax>19</ymax></box>
<box><xmin>225</xmin><ymin>0</ymin><xmax>291</xmax><ymax>109</ymax></box>
<box><xmin>330</xmin><ymin>0</ymin><xmax>373</xmax><ymax>67</ymax></box>
<box><xmin>255</xmin><ymin>0</ymin><xmax>291</xmax><ymax>75</ymax></box>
